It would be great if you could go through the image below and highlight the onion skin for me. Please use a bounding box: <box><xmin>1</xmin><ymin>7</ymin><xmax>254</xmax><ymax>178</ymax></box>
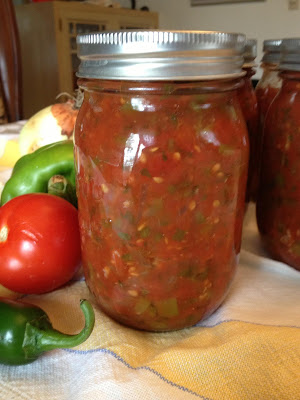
<box><xmin>51</xmin><ymin>101</ymin><xmax>78</xmax><ymax>138</ymax></box>
<box><xmin>19</xmin><ymin>100</ymin><xmax>78</xmax><ymax>156</ymax></box>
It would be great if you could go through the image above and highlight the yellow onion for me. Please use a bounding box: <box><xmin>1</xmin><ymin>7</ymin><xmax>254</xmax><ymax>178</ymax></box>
<box><xmin>19</xmin><ymin>99</ymin><xmax>79</xmax><ymax>155</ymax></box>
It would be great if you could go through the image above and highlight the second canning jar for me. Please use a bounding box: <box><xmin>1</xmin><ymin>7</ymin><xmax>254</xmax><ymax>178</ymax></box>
<box><xmin>255</xmin><ymin>39</ymin><xmax>283</xmax><ymax>126</ymax></box>
<box><xmin>253</xmin><ymin>39</ymin><xmax>282</xmax><ymax>200</ymax></box>
<box><xmin>257</xmin><ymin>38</ymin><xmax>300</xmax><ymax>271</ymax></box>
<box><xmin>237</xmin><ymin>38</ymin><xmax>259</xmax><ymax>203</ymax></box>
<box><xmin>75</xmin><ymin>30</ymin><xmax>249</xmax><ymax>331</ymax></box>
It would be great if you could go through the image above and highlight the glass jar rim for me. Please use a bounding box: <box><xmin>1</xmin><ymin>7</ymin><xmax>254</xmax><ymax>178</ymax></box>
<box><xmin>244</xmin><ymin>38</ymin><xmax>257</xmax><ymax>65</ymax></box>
<box><xmin>279</xmin><ymin>38</ymin><xmax>300</xmax><ymax>72</ymax></box>
<box><xmin>261</xmin><ymin>39</ymin><xmax>282</xmax><ymax>64</ymax></box>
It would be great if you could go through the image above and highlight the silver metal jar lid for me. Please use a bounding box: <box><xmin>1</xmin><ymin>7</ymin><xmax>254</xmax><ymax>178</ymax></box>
<box><xmin>76</xmin><ymin>30</ymin><xmax>246</xmax><ymax>81</ymax></box>
<box><xmin>280</xmin><ymin>38</ymin><xmax>300</xmax><ymax>72</ymax></box>
<box><xmin>243</xmin><ymin>39</ymin><xmax>257</xmax><ymax>67</ymax></box>
<box><xmin>262</xmin><ymin>39</ymin><xmax>282</xmax><ymax>64</ymax></box>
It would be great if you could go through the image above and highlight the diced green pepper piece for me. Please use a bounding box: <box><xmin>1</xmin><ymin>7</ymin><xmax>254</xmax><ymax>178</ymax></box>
<box><xmin>195</xmin><ymin>211</ymin><xmax>206</xmax><ymax>224</ymax></box>
<box><xmin>141</xmin><ymin>168</ymin><xmax>151</xmax><ymax>177</ymax></box>
<box><xmin>168</xmin><ymin>184</ymin><xmax>177</xmax><ymax>194</ymax></box>
<box><xmin>219</xmin><ymin>144</ymin><xmax>235</xmax><ymax>156</ymax></box>
<box><xmin>140</xmin><ymin>226</ymin><xmax>150</xmax><ymax>238</ymax></box>
<box><xmin>134</xmin><ymin>298</ymin><xmax>151</xmax><ymax>315</ymax></box>
<box><xmin>180</xmin><ymin>264</ymin><xmax>208</xmax><ymax>281</ymax></box>
<box><xmin>173</xmin><ymin>229</ymin><xmax>186</xmax><ymax>241</ymax></box>
<box><xmin>154</xmin><ymin>232</ymin><xmax>164</xmax><ymax>242</ymax></box>
<box><xmin>291</xmin><ymin>242</ymin><xmax>300</xmax><ymax>257</ymax></box>
<box><xmin>146</xmin><ymin>304</ymin><xmax>157</xmax><ymax>318</ymax></box>
<box><xmin>168</xmin><ymin>138</ymin><xmax>175</xmax><ymax>151</ymax></box>
<box><xmin>120</xmin><ymin>101</ymin><xmax>134</xmax><ymax>112</ymax></box>
<box><xmin>155</xmin><ymin>298</ymin><xmax>178</xmax><ymax>318</ymax></box>
<box><xmin>121</xmin><ymin>253</ymin><xmax>132</xmax><ymax>262</ymax></box>
<box><xmin>146</xmin><ymin>198</ymin><xmax>163</xmax><ymax>216</ymax></box>
<box><xmin>170</xmin><ymin>113</ymin><xmax>178</xmax><ymax>125</ymax></box>
<box><xmin>149</xmin><ymin>321</ymin><xmax>168</xmax><ymax>331</ymax></box>
<box><xmin>190</xmin><ymin>94</ymin><xmax>208</xmax><ymax>110</ymax></box>
<box><xmin>163</xmin><ymin>83</ymin><xmax>175</xmax><ymax>95</ymax></box>
<box><xmin>117</xmin><ymin>231</ymin><xmax>131</xmax><ymax>241</ymax></box>
<box><xmin>226</xmin><ymin>105</ymin><xmax>238</xmax><ymax>121</ymax></box>
<box><xmin>123</xmin><ymin>211</ymin><xmax>134</xmax><ymax>224</ymax></box>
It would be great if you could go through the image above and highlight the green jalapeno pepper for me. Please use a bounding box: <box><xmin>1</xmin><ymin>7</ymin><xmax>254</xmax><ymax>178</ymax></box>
<box><xmin>0</xmin><ymin>140</ymin><xmax>76</xmax><ymax>207</ymax></box>
<box><xmin>0</xmin><ymin>298</ymin><xmax>95</xmax><ymax>365</ymax></box>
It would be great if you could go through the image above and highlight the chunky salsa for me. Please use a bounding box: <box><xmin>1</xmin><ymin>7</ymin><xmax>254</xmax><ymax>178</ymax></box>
<box><xmin>256</xmin><ymin>71</ymin><xmax>300</xmax><ymax>271</ymax></box>
<box><xmin>75</xmin><ymin>79</ymin><xmax>249</xmax><ymax>331</ymax></box>
<box><xmin>237</xmin><ymin>67</ymin><xmax>259</xmax><ymax>203</ymax></box>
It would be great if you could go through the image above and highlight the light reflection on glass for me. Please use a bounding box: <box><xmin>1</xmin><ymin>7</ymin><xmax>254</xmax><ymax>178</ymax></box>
<box><xmin>130</xmin><ymin>98</ymin><xmax>155</xmax><ymax>112</ymax></box>
<box><xmin>123</xmin><ymin>133</ymin><xmax>145</xmax><ymax>172</ymax></box>
<box><xmin>199</xmin><ymin>130</ymin><xmax>220</xmax><ymax>146</ymax></box>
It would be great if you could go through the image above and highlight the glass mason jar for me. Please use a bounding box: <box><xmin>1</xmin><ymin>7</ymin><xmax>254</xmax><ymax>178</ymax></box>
<box><xmin>75</xmin><ymin>31</ymin><xmax>249</xmax><ymax>331</ymax></box>
<box><xmin>237</xmin><ymin>39</ymin><xmax>259</xmax><ymax>203</ymax></box>
<box><xmin>253</xmin><ymin>39</ymin><xmax>282</xmax><ymax>201</ymax></box>
<box><xmin>256</xmin><ymin>38</ymin><xmax>300</xmax><ymax>271</ymax></box>
<box><xmin>255</xmin><ymin>39</ymin><xmax>283</xmax><ymax>125</ymax></box>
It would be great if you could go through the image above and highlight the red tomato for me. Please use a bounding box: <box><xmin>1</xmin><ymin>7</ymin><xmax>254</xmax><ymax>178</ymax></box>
<box><xmin>0</xmin><ymin>193</ymin><xmax>81</xmax><ymax>294</ymax></box>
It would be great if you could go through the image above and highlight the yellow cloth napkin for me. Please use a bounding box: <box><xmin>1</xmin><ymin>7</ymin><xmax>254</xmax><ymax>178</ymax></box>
<box><xmin>0</xmin><ymin>204</ymin><xmax>299</xmax><ymax>400</ymax></box>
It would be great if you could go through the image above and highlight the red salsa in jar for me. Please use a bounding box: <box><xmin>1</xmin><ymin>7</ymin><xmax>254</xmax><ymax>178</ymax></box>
<box><xmin>75</xmin><ymin>31</ymin><xmax>249</xmax><ymax>331</ymax></box>
<box><xmin>256</xmin><ymin>38</ymin><xmax>300</xmax><ymax>271</ymax></box>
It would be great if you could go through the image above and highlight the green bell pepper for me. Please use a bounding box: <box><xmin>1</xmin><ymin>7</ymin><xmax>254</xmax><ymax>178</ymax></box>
<box><xmin>0</xmin><ymin>298</ymin><xmax>95</xmax><ymax>365</ymax></box>
<box><xmin>47</xmin><ymin>174</ymin><xmax>78</xmax><ymax>208</ymax></box>
<box><xmin>0</xmin><ymin>140</ymin><xmax>76</xmax><ymax>207</ymax></box>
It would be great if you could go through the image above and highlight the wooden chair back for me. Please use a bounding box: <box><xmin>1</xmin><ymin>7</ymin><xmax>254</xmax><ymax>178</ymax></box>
<box><xmin>0</xmin><ymin>0</ymin><xmax>23</xmax><ymax>122</ymax></box>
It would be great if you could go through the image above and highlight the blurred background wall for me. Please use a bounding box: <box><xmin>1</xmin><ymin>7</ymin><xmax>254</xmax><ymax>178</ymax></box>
<box><xmin>118</xmin><ymin>0</ymin><xmax>300</xmax><ymax>78</ymax></box>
